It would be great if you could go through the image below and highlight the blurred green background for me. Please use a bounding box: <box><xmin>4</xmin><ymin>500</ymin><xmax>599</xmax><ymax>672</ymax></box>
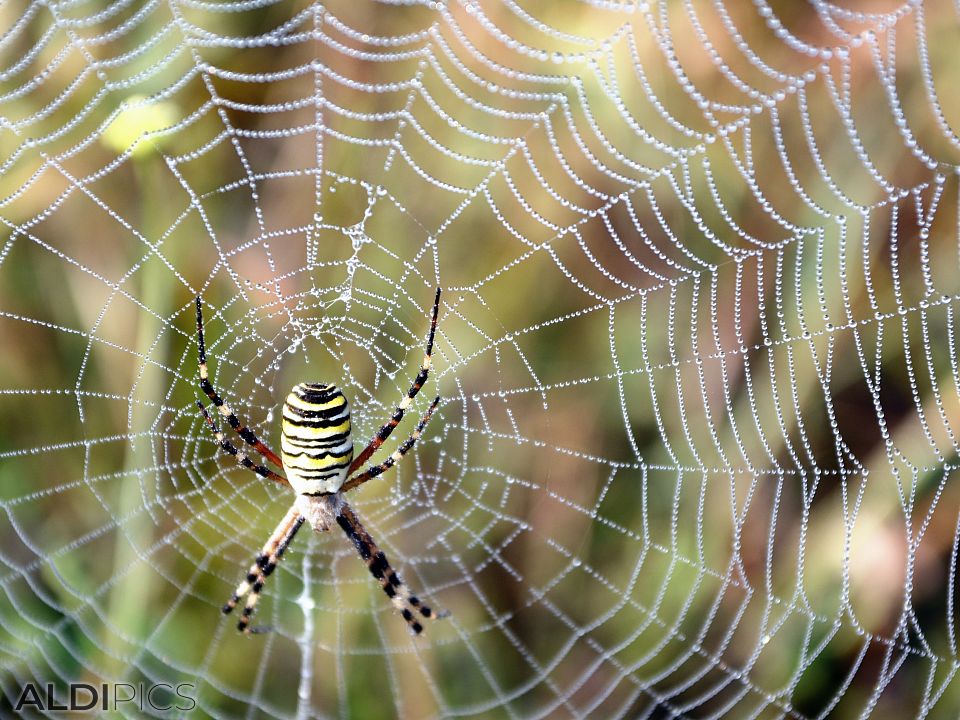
<box><xmin>2</xmin><ymin>1</ymin><xmax>960</xmax><ymax>717</ymax></box>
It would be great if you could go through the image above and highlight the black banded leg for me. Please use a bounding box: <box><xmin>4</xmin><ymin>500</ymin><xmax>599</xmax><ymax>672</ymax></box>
<box><xmin>348</xmin><ymin>287</ymin><xmax>441</xmax><ymax>475</ymax></box>
<box><xmin>223</xmin><ymin>505</ymin><xmax>305</xmax><ymax>634</ymax></box>
<box><xmin>198</xmin><ymin>402</ymin><xmax>290</xmax><ymax>488</ymax></box>
<box><xmin>342</xmin><ymin>396</ymin><xmax>440</xmax><ymax>493</ymax></box>
<box><xmin>336</xmin><ymin>502</ymin><xmax>445</xmax><ymax>635</ymax></box>
<box><xmin>196</xmin><ymin>296</ymin><xmax>285</xmax><ymax>469</ymax></box>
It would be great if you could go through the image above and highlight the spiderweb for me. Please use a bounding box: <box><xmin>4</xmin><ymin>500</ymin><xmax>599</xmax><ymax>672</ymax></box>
<box><xmin>2</xmin><ymin>0</ymin><xmax>960</xmax><ymax>717</ymax></box>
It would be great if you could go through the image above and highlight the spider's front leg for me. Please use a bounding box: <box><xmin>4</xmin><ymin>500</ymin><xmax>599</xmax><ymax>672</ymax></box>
<box><xmin>223</xmin><ymin>505</ymin><xmax>304</xmax><ymax>634</ymax></box>
<box><xmin>336</xmin><ymin>501</ymin><xmax>445</xmax><ymax>634</ymax></box>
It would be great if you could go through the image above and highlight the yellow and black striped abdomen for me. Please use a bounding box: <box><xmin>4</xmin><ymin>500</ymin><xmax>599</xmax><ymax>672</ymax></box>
<box><xmin>281</xmin><ymin>383</ymin><xmax>353</xmax><ymax>495</ymax></box>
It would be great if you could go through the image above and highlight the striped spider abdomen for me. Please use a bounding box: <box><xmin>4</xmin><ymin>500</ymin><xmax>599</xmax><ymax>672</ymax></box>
<box><xmin>280</xmin><ymin>383</ymin><xmax>354</xmax><ymax>496</ymax></box>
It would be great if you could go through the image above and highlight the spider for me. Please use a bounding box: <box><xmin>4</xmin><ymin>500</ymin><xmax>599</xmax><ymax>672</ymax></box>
<box><xmin>195</xmin><ymin>288</ymin><xmax>444</xmax><ymax>635</ymax></box>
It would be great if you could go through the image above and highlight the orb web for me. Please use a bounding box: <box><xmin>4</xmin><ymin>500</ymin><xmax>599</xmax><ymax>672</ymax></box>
<box><xmin>1</xmin><ymin>1</ymin><xmax>960</xmax><ymax>718</ymax></box>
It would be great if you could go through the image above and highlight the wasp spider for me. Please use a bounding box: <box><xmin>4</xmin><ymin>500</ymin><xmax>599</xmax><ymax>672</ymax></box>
<box><xmin>196</xmin><ymin>289</ymin><xmax>444</xmax><ymax>635</ymax></box>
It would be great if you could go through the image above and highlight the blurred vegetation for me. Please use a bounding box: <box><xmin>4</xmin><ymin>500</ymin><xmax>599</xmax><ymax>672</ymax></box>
<box><xmin>2</xmin><ymin>1</ymin><xmax>960</xmax><ymax>718</ymax></box>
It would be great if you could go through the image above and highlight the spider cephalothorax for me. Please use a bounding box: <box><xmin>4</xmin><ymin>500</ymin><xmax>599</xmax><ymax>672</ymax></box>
<box><xmin>196</xmin><ymin>289</ymin><xmax>443</xmax><ymax>635</ymax></box>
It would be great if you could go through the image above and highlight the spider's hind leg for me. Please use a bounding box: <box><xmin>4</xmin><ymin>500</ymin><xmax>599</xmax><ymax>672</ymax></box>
<box><xmin>336</xmin><ymin>502</ymin><xmax>446</xmax><ymax>634</ymax></box>
<box><xmin>198</xmin><ymin>402</ymin><xmax>289</xmax><ymax>488</ymax></box>
<box><xmin>196</xmin><ymin>296</ymin><xmax>284</xmax><ymax>469</ymax></box>
<box><xmin>346</xmin><ymin>286</ymin><xmax>441</xmax><ymax>476</ymax></box>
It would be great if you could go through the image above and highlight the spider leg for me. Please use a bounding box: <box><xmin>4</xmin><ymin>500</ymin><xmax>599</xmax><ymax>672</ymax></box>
<box><xmin>223</xmin><ymin>504</ymin><xmax>305</xmax><ymax>634</ymax></box>
<box><xmin>196</xmin><ymin>296</ymin><xmax>284</xmax><ymax>469</ymax></box>
<box><xmin>336</xmin><ymin>501</ymin><xmax>445</xmax><ymax>634</ymax></box>
<box><xmin>341</xmin><ymin>396</ymin><xmax>439</xmax><ymax>493</ymax></box>
<box><xmin>348</xmin><ymin>287</ymin><xmax>440</xmax><ymax>475</ymax></box>
<box><xmin>198</xmin><ymin>402</ymin><xmax>290</xmax><ymax>488</ymax></box>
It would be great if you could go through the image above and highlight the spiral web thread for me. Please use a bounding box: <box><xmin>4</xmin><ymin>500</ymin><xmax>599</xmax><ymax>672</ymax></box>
<box><xmin>2</xmin><ymin>0</ymin><xmax>960</xmax><ymax>717</ymax></box>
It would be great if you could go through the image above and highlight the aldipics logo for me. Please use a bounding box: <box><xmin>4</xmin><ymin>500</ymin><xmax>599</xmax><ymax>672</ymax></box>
<box><xmin>13</xmin><ymin>682</ymin><xmax>197</xmax><ymax>712</ymax></box>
